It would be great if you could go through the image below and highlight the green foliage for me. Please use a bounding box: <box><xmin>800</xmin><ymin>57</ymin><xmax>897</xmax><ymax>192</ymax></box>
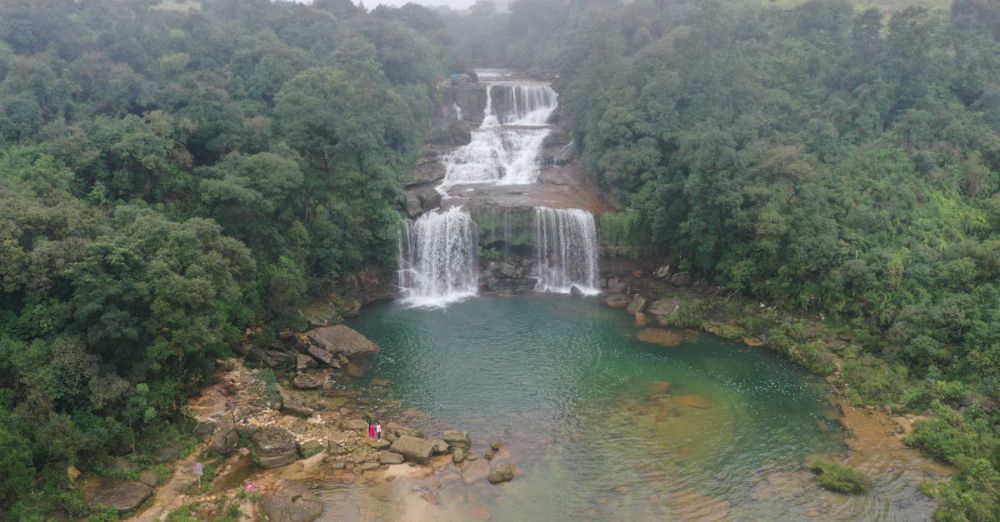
<box><xmin>808</xmin><ymin>458</ymin><xmax>873</xmax><ymax>493</ymax></box>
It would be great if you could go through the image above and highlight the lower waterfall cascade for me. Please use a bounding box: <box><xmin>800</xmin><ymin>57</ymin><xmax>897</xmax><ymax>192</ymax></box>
<box><xmin>534</xmin><ymin>207</ymin><xmax>600</xmax><ymax>295</ymax></box>
<box><xmin>397</xmin><ymin>207</ymin><xmax>479</xmax><ymax>307</ymax></box>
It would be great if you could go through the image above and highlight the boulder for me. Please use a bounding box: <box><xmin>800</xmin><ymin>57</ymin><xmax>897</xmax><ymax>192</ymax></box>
<box><xmin>443</xmin><ymin>431</ymin><xmax>472</xmax><ymax>450</ymax></box>
<box><xmin>635</xmin><ymin>312</ymin><xmax>649</xmax><ymax>327</ymax></box>
<box><xmin>627</xmin><ymin>294</ymin><xmax>648</xmax><ymax>315</ymax></box>
<box><xmin>279</xmin><ymin>388</ymin><xmax>316</xmax><ymax>418</ymax></box>
<box><xmin>488</xmin><ymin>464</ymin><xmax>515</xmax><ymax>485</ymax></box>
<box><xmin>603</xmin><ymin>294</ymin><xmax>629</xmax><ymax>308</ymax></box>
<box><xmin>296</xmin><ymin>354</ymin><xmax>315</xmax><ymax>373</ymax></box>
<box><xmin>431</xmin><ymin>439</ymin><xmax>450</xmax><ymax>455</ymax></box>
<box><xmin>84</xmin><ymin>478</ymin><xmax>152</xmax><ymax>514</ymax></box>
<box><xmin>138</xmin><ymin>471</ymin><xmax>160</xmax><ymax>487</ymax></box>
<box><xmin>252</xmin><ymin>426</ymin><xmax>299</xmax><ymax>468</ymax></box>
<box><xmin>261</xmin><ymin>480</ymin><xmax>324</xmax><ymax>522</ymax></box>
<box><xmin>298</xmin><ymin>439</ymin><xmax>326</xmax><ymax>458</ymax></box>
<box><xmin>379</xmin><ymin>451</ymin><xmax>405</xmax><ymax>465</ymax></box>
<box><xmin>742</xmin><ymin>337</ymin><xmax>765</xmax><ymax>347</ymax></box>
<box><xmin>670</xmin><ymin>272</ymin><xmax>692</xmax><ymax>287</ymax></box>
<box><xmin>638</xmin><ymin>328</ymin><xmax>684</xmax><ymax>347</ymax></box>
<box><xmin>570</xmin><ymin>285</ymin><xmax>584</xmax><ymax>298</ymax></box>
<box><xmin>292</xmin><ymin>374</ymin><xmax>323</xmax><ymax>390</ymax></box>
<box><xmin>306</xmin><ymin>345</ymin><xmax>335</xmax><ymax>366</ymax></box>
<box><xmin>452</xmin><ymin>448</ymin><xmax>467</xmax><ymax>464</ymax></box>
<box><xmin>648</xmin><ymin>298</ymin><xmax>680</xmax><ymax>318</ymax></box>
<box><xmin>209</xmin><ymin>425</ymin><xmax>240</xmax><ymax>455</ymax></box>
<box><xmin>390</xmin><ymin>435</ymin><xmax>436</xmax><ymax>463</ymax></box>
<box><xmin>305</xmin><ymin>325</ymin><xmax>378</xmax><ymax>359</ymax></box>
<box><xmin>653</xmin><ymin>265</ymin><xmax>671</xmax><ymax>279</ymax></box>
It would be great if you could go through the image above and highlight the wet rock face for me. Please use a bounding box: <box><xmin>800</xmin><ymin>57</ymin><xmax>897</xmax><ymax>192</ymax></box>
<box><xmin>252</xmin><ymin>426</ymin><xmax>299</xmax><ymax>468</ymax></box>
<box><xmin>261</xmin><ymin>480</ymin><xmax>324</xmax><ymax>522</ymax></box>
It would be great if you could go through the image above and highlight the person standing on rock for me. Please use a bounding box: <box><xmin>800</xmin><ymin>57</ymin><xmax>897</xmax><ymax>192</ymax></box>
<box><xmin>375</xmin><ymin>421</ymin><xmax>383</xmax><ymax>440</ymax></box>
<box><xmin>368</xmin><ymin>421</ymin><xmax>376</xmax><ymax>440</ymax></box>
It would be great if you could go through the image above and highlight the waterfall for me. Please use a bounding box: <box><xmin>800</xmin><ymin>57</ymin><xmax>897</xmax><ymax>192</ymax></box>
<box><xmin>453</xmin><ymin>103</ymin><xmax>463</xmax><ymax>121</ymax></box>
<box><xmin>534</xmin><ymin>207</ymin><xmax>600</xmax><ymax>295</ymax></box>
<box><xmin>398</xmin><ymin>207</ymin><xmax>479</xmax><ymax>307</ymax></box>
<box><xmin>439</xmin><ymin>83</ymin><xmax>556</xmax><ymax>189</ymax></box>
<box><xmin>501</xmin><ymin>85</ymin><xmax>558</xmax><ymax>126</ymax></box>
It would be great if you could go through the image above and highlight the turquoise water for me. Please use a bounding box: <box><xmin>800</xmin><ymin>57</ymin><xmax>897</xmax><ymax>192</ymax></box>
<box><xmin>331</xmin><ymin>295</ymin><xmax>928</xmax><ymax>521</ymax></box>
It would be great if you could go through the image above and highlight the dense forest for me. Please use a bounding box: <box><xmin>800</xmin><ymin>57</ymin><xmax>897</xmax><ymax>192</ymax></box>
<box><xmin>0</xmin><ymin>0</ymin><xmax>442</xmax><ymax>517</ymax></box>
<box><xmin>1</xmin><ymin>0</ymin><xmax>999</xmax><ymax>519</ymax></box>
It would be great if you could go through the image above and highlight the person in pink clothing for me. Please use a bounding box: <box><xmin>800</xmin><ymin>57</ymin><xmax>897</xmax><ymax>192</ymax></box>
<box><xmin>368</xmin><ymin>421</ymin><xmax>375</xmax><ymax>440</ymax></box>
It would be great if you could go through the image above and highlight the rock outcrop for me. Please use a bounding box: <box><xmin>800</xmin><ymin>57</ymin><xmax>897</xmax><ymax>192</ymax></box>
<box><xmin>252</xmin><ymin>426</ymin><xmax>300</xmax><ymax>468</ymax></box>
<box><xmin>83</xmin><ymin>478</ymin><xmax>152</xmax><ymax>514</ymax></box>
<box><xmin>304</xmin><ymin>325</ymin><xmax>378</xmax><ymax>366</ymax></box>
<box><xmin>390</xmin><ymin>435</ymin><xmax>436</xmax><ymax>463</ymax></box>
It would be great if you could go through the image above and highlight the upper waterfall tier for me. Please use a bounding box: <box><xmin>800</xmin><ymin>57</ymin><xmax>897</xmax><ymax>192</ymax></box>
<box><xmin>398</xmin><ymin>207</ymin><xmax>479</xmax><ymax>308</ymax></box>
<box><xmin>439</xmin><ymin>82</ymin><xmax>557</xmax><ymax>189</ymax></box>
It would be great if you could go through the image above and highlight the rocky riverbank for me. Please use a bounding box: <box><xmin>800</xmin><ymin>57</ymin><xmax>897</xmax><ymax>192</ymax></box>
<box><xmin>112</xmin><ymin>324</ymin><xmax>519</xmax><ymax>522</ymax></box>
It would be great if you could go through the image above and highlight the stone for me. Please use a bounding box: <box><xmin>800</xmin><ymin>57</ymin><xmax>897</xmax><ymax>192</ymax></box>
<box><xmin>305</xmin><ymin>325</ymin><xmax>378</xmax><ymax>359</ymax></box>
<box><xmin>252</xmin><ymin>426</ymin><xmax>299</xmax><ymax>468</ymax></box>
<box><xmin>359</xmin><ymin>462</ymin><xmax>381</xmax><ymax>471</ymax></box>
<box><xmin>462</xmin><ymin>458</ymin><xmax>490</xmax><ymax>483</ymax></box>
<box><xmin>603</xmin><ymin>294</ymin><xmax>629</xmax><ymax>308</ymax></box>
<box><xmin>209</xmin><ymin>425</ymin><xmax>240</xmax><ymax>455</ymax></box>
<box><xmin>261</xmin><ymin>480</ymin><xmax>324</xmax><ymax>522</ymax></box>
<box><xmin>570</xmin><ymin>285</ymin><xmax>584</xmax><ymax>298</ymax></box>
<box><xmin>431</xmin><ymin>439</ymin><xmax>450</xmax><ymax>455</ymax></box>
<box><xmin>346</xmin><ymin>363</ymin><xmax>365</xmax><ymax>378</ymax></box>
<box><xmin>292</xmin><ymin>374</ymin><xmax>323</xmax><ymax>390</ymax></box>
<box><xmin>296</xmin><ymin>354</ymin><xmax>315</xmax><ymax>373</ymax></box>
<box><xmin>379</xmin><ymin>451</ymin><xmax>405</xmax><ymax>464</ymax></box>
<box><xmin>280</xmin><ymin>390</ymin><xmax>316</xmax><ymax>418</ymax></box>
<box><xmin>638</xmin><ymin>328</ymin><xmax>684</xmax><ymax>347</ymax></box>
<box><xmin>366</xmin><ymin>438</ymin><xmax>391</xmax><ymax>450</ymax></box>
<box><xmin>653</xmin><ymin>265</ymin><xmax>671</xmax><ymax>279</ymax></box>
<box><xmin>84</xmin><ymin>478</ymin><xmax>152</xmax><ymax>514</ymax></box>
<box><xmin>390</xmin><ymin>435</ymin><xmax>436</xmax><ymax>463</ymax></box>
<box><xmin>452</xmin><ymin>448</ymin><xmax>467</xmax><ymax>464</ymax></box>
<box><xmin>443</xmin><ymin>431</ymin><xmax>472</xmax><ymax>449</ymax></box>
<box><xmin>742</xmin><ymin>337</ymin><xmax>765</xmax><ymax>347</ymax></box>
<box><xmin>306</xmin><ymin>345</ymin><xmax>335</xmax><ymax>366</ymax></box>
<box><xmin>488</xmin><ymin>464</ymin><xmax>515</xmax><ymax>484</ymax></box>
<box><xmin>648</xmin><ymin>298</ymin><xmax>680</xmax><ymax>317</ymax></box>
<box><xmin>138</xmin><ymin>471</ymin><xmax>160</xmax><ymax>487</ymax></box>
<box><xmin>670</xmin><ymin>272</ymin><xmax>692</xmax><ymax>287</ymax></box>
<box><xmin>635</xmin><ymin>312</ymin><xmax>649</xmax><ymax>327</ymax></box>
<box><xmin>627</xmin><ymin>294</ymin><xmax>648</xmax><ymax>315</ymax></box>
<box><xmin>298</xmin><ymin>439</ymin><xmax>326</xmax><ymax>458</ymax></box>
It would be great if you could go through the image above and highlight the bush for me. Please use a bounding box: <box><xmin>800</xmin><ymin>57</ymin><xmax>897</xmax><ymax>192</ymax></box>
<box><xmin>808</xmin><ymin>458</ymin><xmax>873</xmax><ymax>494</ymax></box>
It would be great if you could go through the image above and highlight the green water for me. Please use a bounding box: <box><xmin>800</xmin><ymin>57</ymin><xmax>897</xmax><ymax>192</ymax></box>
<box><xmin>327</xmin><ymin>295</ymin><xmax>932</xmax><ymax>521</ymax></box>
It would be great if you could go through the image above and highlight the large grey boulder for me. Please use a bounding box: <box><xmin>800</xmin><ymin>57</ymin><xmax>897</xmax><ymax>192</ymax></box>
<box><xmin>252</xmin><ymin>426</ymin><xmax>299</xmax><ymax>468</ymax></box>
<box><xmin>85</xmin><ymin>478</ymin><xmax>152</xmax><ymax>514</ymax></box>
<box><xmin>390</xmin><ymin>435</ymin><xmax>436</xmax><ymax>463</ymax></box>
<box><xmin>305</xmin><ymin>325</ymin><xmax>378</xmax><ymax>360</ymax></box>
<box><xmin>261</xmin><ymin>480</ymin><xmax>324</xmax><ymax>522</ymax></box>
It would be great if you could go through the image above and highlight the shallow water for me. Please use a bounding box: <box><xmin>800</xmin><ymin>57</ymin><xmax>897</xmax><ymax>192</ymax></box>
<box><xmin>328</xmin><ymin>295</ymin><xmax>933</xmax><ymax>521</ymax></box>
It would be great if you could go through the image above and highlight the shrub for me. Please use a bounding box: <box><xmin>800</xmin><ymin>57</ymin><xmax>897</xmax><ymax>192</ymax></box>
<box><xmin>808</xmin><ymin>458</ymin><xmax>873</xmax><ymax>494</ymax></box>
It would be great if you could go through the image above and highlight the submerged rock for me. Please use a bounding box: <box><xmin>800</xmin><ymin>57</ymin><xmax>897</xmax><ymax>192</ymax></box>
<box><xmin>390</xmin><ymin>435</ymin><xmax>436</xmax><ymax>463</ymax></box>
<box><xmin>488</xmin><ymin>464</ymin><xmax>515</xmax><ymax>484</ymax></box>
<box><xmin>261</xmin><ymin>480</ymin><xmax>324</xmax><ymax>522</ymax></box>
<box><xmin>462</xmin><ymin>459</ymin><xmax>490</xmax><ymax>483</ymax></box>
<box><xmin>671</xmin><ymin>394</ymin><xmax>713</xmax><ymax>409</ymax></box>
<box><xmin>638</xmin><ymin>328</ymin><xmax>684</xmax><ymax>347</ymax></box>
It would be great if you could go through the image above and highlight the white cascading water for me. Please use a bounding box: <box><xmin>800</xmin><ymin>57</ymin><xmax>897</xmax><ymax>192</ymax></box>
<box><xmin>534</xmin><ymin>207</ymin><xmax>600</xmax><ymax>295</ymax></box>
<box><xmin>439</xmin><ymin>83</ymin><xmax>557</xmax><ymax>189</ymax></box>
<box><xmin>398</xmin><ymin>207</ymin><xmax>479</xmax><ymax>307</ymax></box>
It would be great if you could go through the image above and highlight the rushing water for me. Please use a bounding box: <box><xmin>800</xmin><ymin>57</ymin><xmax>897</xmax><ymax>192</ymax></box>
<box><xmin>327</xmin><ymin>295</ymin><xmax>921</xmax><ymax>521</ymax></box>
<box><xmin>534</xmin><ymin>207</ymin><xmax>600</xmax><ymax>294</ymax></box>
<box><xmin>397</xmin><ymin>207</ymin><xmax>479</xmax><ymax>307</ymax></box>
